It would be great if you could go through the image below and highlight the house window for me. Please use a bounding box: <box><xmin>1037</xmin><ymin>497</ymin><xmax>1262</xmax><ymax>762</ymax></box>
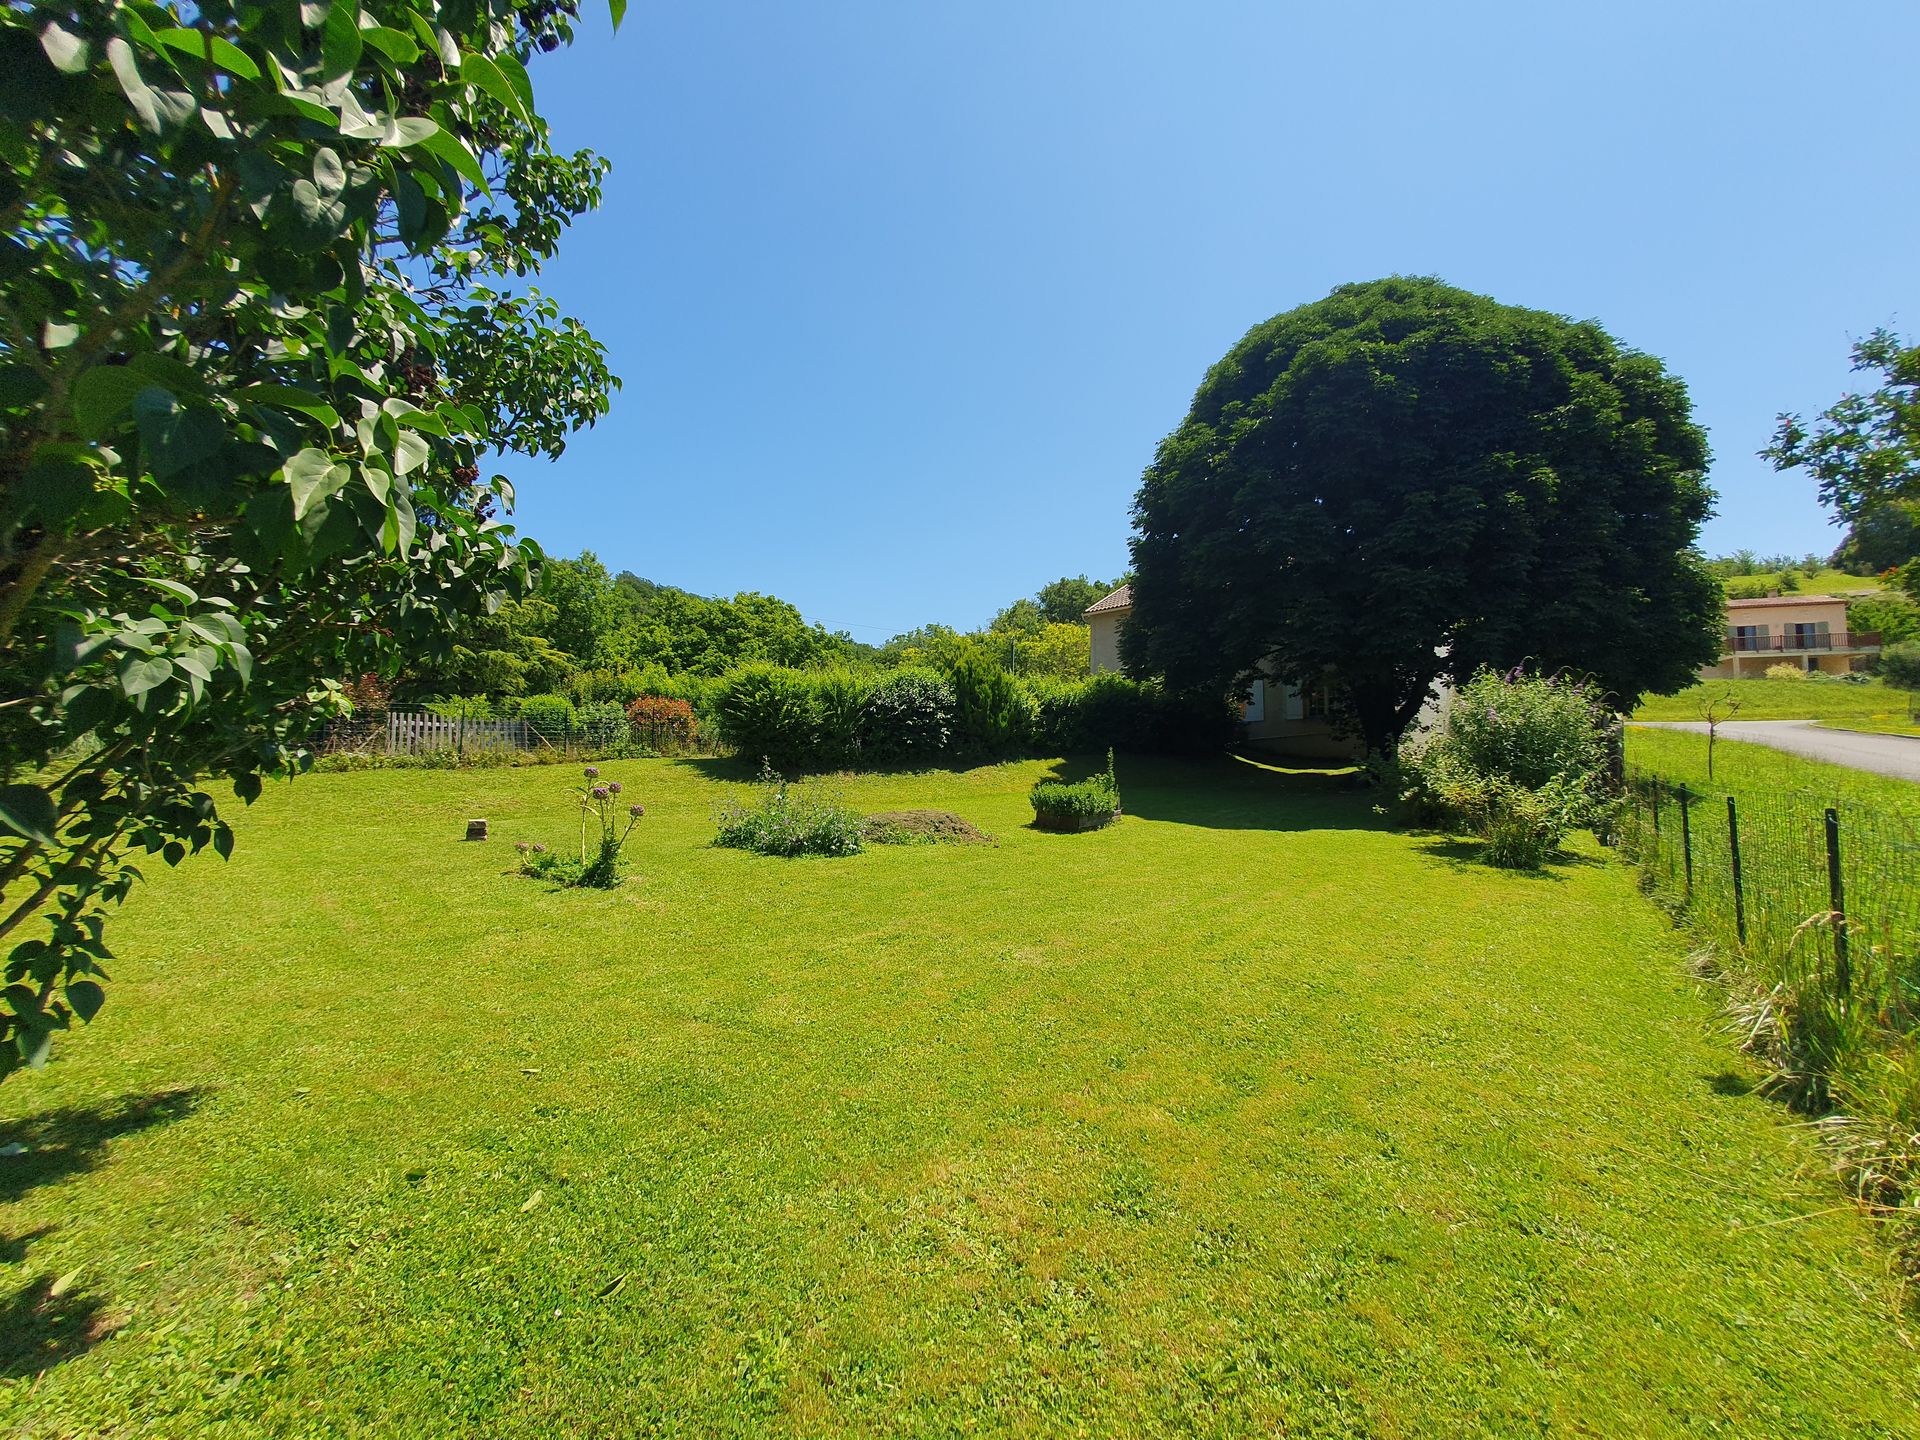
<box><xmin>1242</xmin><ymin>678</ymin><xmax>1265</xmax><ymax>724</ymax></box>
<box><xmin>1280</xmin><ymin>685</ymin><xmax>1305</xmax><ymax>721</ymax></box>
<box><xmin>1304</xmin><ymin>685</ymin><xmax>1329</xmax><ymax>720</ymax></box>
<box><xmin>1789</xmin><ymin>621</ymin><xmax>1831</xmax><ymax>650</ymax></box>
<box><xmin>1732</xmin><ymin>625</ymin><xmax>1761</xmax><ymax>652</ymax></box>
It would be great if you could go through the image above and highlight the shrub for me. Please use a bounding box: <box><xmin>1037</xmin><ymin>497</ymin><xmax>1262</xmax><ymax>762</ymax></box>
<box><xmin>521</xmin><ymin>693</ymin><xmax>577</xmax><ymax>744</ymax></box>
<box><xmin>713</xmin><ymin>664</ymin><xmax>823</xmax><ymax>770</ymax></box>
<box><xmin>626</xmin><ymin>695</ymin><xmax>697</xmax><ymax>748</ymax></box>
<box><xmin>1764</xmin><ymin>662</ymin><xmax>1808</xmax><ymax>682</ymax></box>
<box><xmin>516</xmin><ymin>768</ymin><xmax>646</xmax><ymax>888</ymax></box>
<box><xmin>1030</xmin><ymin>751</ymin><xmax>1122</xmax><ymax>831</ymax></box>
<box><xmin>1026</xmin><ymin>674</ymin><xmax>1236</xmax><ymax>756</ymax></box>
<box><xmin>1399</xmin><ymin>668</ymin><xmax>1610</xmax><ymax>867</ymax></box>
<box><xmin>714</xmin><ymin>763</ymin><xmax>865</xmax><ymax>857</ymax></box>
<box><xmin>1878</xmin><ymin>641</ymin><xmax>1920</xmax><ymax>713</ymax></box>
<box><xmin>576</xmin><ymin>700</ymin><xmax>627</xmax><ymax>747</ymax></box>
<box><xmin>858</xmin><ymin>670</ymin><xmax>956</xmax><ymax>766</ymax></box>
<box><xmin>947</xmin><ymin>646</ymin><xmax>1035</xmax><ymax>757</ymax></box>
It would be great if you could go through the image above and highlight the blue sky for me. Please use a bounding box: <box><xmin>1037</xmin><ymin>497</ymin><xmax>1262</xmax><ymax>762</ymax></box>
<box><xmin>499</xmin><ymin>1</ymin><xmax>1920</xmax><ymax>643</ymax></box>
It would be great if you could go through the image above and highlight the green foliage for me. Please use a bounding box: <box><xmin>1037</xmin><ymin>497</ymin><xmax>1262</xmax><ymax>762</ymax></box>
<box><xmin>713</xmin><ymin>763</ymin><xmax>863</xmax><ymax>857</ymax></box>
<box><xmin>1765</xmin><ymin>328</ymin><xmax>1920</xmax><ymax>520</ymax></box>
<box><xmin>1830</xmin><ymin>501</ymin><xmax>1920</xmax><ymax>575</ymax></box>
<box><xmin>946</xmin><ymin>645</ymin><xmax>1033</xmax><ymax>757</ymax></box>
<box><xmin>1400</xmin><ymin>669</ymin><xmax>1610</xmax><ymax>868</ymax></box>
<box><xmin>1123</xmin><ymin>277</ymin><xmax>1723</xmax><ymax>750</ymax></box>
<box><xmin>519</xmin><ymin>693</ymin><xmax>576</xmax><ymax>743</ymax></box>
<box><xmin>858</xmin><ymin>670</ymin><xmax>957</xmax><ymax>767</ymax></box>
<box><xmin>1029</xmin><ymin>751</ymin><xmax>1121</xmax><ymax>829</ymax></box>
<box><xmin>1879</xmin><ymin>641</ymin><xmax>1920</xmax><ymax>705</ymax></box>
<box><xmin>0</xmin><ymin>0</ymin><xmax>624</xmax><ymax>1080</ymax></box>
<box><xmin>713</xmin><ymin>663</ymin><xmax>839</xmax><ymax>771</ymax></box>
<box><xmin>1848</xmin><ymin>593</ymin><xmax>1920</xmax><ymax>647</ymax></box>
<box><xmin>516</xmin><ymin>767</ymin><xmax>644</xmax><ymax>889</ymax></box>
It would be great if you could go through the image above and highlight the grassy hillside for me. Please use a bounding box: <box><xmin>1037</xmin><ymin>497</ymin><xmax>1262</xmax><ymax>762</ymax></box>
<box><xmin>4</xmin><ymin>757</ymin><xmax>1918</xmax><ymax>1435</ymax></box>
<box><xmin>1626</xmin><ymin>726</ymin><xmax>1920</xmax><ymax>816</ymax></box>
<box><xmin>1633</xmin><ymin>676</ymin><xmax>1909</xmax><ymax>722</ymax></box>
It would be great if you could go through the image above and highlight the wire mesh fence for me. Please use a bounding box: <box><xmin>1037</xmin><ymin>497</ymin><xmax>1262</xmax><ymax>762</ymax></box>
<box><xmin>314</xmin><ymin>708</ymin><xmax>721</xmax><ymax>761</ymax></box>
<box><xmin>1618</xmin><ymin>765</ymin><xmax>1920</xmax><ymax>992</ymax></box>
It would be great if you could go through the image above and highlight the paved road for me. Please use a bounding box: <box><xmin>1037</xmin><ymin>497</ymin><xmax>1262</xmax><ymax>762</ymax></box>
<box><xmin>1632</xmin><ymin>719</ymin><xmax>1920</xmax><ymax>783</ymax></box>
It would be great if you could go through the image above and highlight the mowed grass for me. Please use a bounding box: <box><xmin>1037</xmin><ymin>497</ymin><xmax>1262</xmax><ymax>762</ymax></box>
<box><xmin>1627</xmin><ymin>726</ymin><xmax>1920</xmax><ymax>817</ymax></box>
<box><xmin>1721</xmin><ymin>569</ymin><xmax>1885</xmax><ymax>596</ymax></box>
<box><xmin>1633</xmin><ymin>677</ymin><xmax>1910</xmax><ymax>722</ymax></box>
<box><xmin>4</xmin><ymin>756</ymin><xmax>1919</xmax><ymax>1437</ymax></box>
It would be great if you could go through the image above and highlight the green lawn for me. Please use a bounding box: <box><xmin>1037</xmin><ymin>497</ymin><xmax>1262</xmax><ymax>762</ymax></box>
<box><xmin>1626</xmin><ymin>725</ymin><xmax>1920</xmax><ymax>817</ymax></box>
<box><xmin>1632</xmin><ymin>677</ymin><xmax>1910</xmax><ymax>722</ymax></box>
<box><xmin>4</xmin><ymin>757</ymin><xmax>1919</xmax><ymax>1436</ymax></box>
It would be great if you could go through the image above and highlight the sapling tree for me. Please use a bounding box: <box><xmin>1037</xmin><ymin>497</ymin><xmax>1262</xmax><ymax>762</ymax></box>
<box><xmin>0</xmin><ymin>0</ymin><xmax>624</xmax><ymax>1080</ymax></box>
<box><xmin>1701</xmin><ymin>685</ymin><xmax>1742</xmax><ymax>780</ymax></box>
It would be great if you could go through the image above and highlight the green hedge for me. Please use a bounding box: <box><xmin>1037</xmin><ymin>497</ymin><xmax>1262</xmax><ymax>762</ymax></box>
<box><xmin>711</xmin><ymin>663</ymin><xmax>1235</xmax><ymax>771</ymax></box>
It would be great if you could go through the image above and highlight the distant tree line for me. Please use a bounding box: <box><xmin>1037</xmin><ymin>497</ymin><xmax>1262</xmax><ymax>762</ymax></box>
<box><xmin>404</xmin><ymin>558</ymin><xmax>1127</xmax><ymax>700</ymax></box>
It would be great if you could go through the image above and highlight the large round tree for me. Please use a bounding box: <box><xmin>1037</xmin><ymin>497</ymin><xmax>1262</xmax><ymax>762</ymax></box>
<box><xmin>1121</xmin><ymin>277</ymin><xmax>1724</xmax><ymax>751</ymax></box>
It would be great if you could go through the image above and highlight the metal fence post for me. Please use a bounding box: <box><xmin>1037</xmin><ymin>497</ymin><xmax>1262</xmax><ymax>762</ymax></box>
<box><xmin>1677</xmin><ymin>784</ymin><xmax>1693</xmax><ymax>893</ymax></box>
<box><xmin>1826</xmin><ymin>807</ymin><xmax>1850</xmax><ymax>999</ymax></box>
<box><xmin>1727</xmin><ymin>794</ymin><xmax>1746</xmax><ymax>946</ymax></box>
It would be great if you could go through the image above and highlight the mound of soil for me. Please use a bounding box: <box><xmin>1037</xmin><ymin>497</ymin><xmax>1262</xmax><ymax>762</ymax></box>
<box><xmin>862</xmin><ymin>809</ymin><xmax>994</xmax><ymax>845</ymax></box>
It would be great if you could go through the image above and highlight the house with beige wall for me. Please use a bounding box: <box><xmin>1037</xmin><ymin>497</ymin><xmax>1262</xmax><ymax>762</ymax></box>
<box><xmin>1087</xmin><ymin>584</ymin><xmax>1431</xmax><ymax>758</ymax></box>
<box><xmin>1698</xmin><ymin>595</ymin><xmax>1881</xmax><ymax>679</ymax></box>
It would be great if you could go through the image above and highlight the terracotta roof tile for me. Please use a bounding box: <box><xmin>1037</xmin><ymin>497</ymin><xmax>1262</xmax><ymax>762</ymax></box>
<box><xmin>1085</xmin><ymin>583</ymin><xmax>1132</xmax><ymax>617</ymax></box>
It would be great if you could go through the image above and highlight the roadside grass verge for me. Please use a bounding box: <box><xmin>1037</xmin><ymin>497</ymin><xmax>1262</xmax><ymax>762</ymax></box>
<box><xmin>1625</xmin><ymin>726</ymin><xmax>1920</xmax><ymax>817</ymax></box>
<box><xmin>3</xmin><ymin>757</ymin><xmax>1918</xmax><ymax>1435</ymax></box>
<box><xmin>1816</xmin><ymin>714</ymin><xmax>1920</xmax><ymax>738</ymax></box>
<box><xmin>1633</xmin><ymin>677</ymin><xmax>1909</xmax><ymax>722</ymax></box>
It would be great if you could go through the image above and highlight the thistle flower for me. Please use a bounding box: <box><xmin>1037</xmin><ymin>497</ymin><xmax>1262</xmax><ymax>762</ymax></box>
<box><xmin>608</xmin><ymin>781</ymin><xmax>623</xmax><ymax>795</ymax></box>
<box><xmin>591</xmin><ymin>785</ymin><xmax>610</xmax><ymax>800</ymax></box>
<box><xmin>584</xmin><ymin>766</ymin><xmax>600</xmax><ymax>779</ymax></box>
<box><xmin>515</xmin><ymin>840</ymin><xmax>530</xmax><ymax>853</ymax></box>
<box><xmin>532</xmin><ymin>843</ymin><xmax>547</xmax><ymax>854</ymax></box>
<box><xmin>629</xmin><ymin>804</ymin><xmax>645</xmax><ymax>818</ymax></box>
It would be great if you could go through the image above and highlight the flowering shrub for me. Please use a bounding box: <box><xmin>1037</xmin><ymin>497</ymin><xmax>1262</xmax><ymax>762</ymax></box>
<box><xmin>1764</xmin><ymin>662</ymin><xmax>1808</xmax><ymax>682</ymax></box>
<box><xmin>713</xmin><ymin>763</ymin><xmax>864</xmax><ymax>857</ymax></box>
<box><xmin>517</xmin><ymin>768</ymin><xmax>645</xmax><ymax>888</ymax></box>
<box><xmin>1399</xmin><ymin>668</ymin><xmax>1610</xmax><ymax>868</ymax></box>
<box><xmin>626</xmin><ymin>695</ymin><xmax>698</xmax><ymax>746</ymax></box>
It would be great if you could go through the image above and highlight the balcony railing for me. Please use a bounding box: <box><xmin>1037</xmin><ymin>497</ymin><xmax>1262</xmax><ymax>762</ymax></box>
<box><xmin>1726</xmin><ymin>630</ymin><xmax>1881</xmax><ymax>654</ymax></box>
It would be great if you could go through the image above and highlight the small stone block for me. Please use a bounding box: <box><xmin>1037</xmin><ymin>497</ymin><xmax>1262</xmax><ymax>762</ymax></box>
<box><xmin>465</xmin><ymin>819</ymin><xmax>489</xmax><ymax>841</ymax></box>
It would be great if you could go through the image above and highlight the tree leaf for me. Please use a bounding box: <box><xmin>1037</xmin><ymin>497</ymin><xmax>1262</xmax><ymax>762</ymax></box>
<box><xmin>106</xmin><ymin>37</ymin><xmax>195</xmax><ymax>133</ymax></box>
<box><xmin>39</xmin><ymin>20</ymin><xmax>89</xmax><ymax>73</ymax></box>
<box><xmin>0</xmin><ymin>784</ymin><xmax>58</xmax><ymax>845</ymax></box>
<box><xmin>285</xmin><ymin>448</ymin><xmax>349</xmax><ymax>519</ymax></box>
<box><xmin>459</xmin><ymin>53</ymin><xmax>530</xmax><ymax>126</ymax></box>
<box><xmin>393</xmin><ymin>430</ymin><xmax>430</xmax><ymax>475</ymax></box>
<box><xmin>609</xmin><ymin>0</ymin><xmax>628</xmax><ymax>31</ymax></box>
<box><xmin>153</xmin><ymin>27</ymin><xmax>260</xmax><ymax>80</ymax></box>
<box><xmin>118</xmin><ymin>655</ymin><xmax>174</xmax><ymax>698</ymax></box>
<box><xmin>319</xmin><ymin>2</ymin><xmax>362</xmax><ymax>81</ymax></box>
<box><xmin>359</xmin><ymin>25</ymin><xmax>421</xmax><ymax>64</ymax></box>
<box><xmin>72</xmin><ymin>365</ymin><xmax>154</xmax><ymax>439</ymax></box>
<box><xmin>17</xmin><ymin>458</ymin><xmax>96</xmax><ymax>526</ymax></box>
<box><xmin>65</xmin><ymin>981</ymin><xmax>105</xmax><ymax>1024</ymax></box>
<box><xmin>313</xmin><ymin>146</ymin><xmax>347</xmax><ymax>197</ymax></box>
<box><xmin>408</xmin><ymin>125</ymin><xmax>486</xmax><ymax>191</ymax></box>
<box><xmin>237</xmin><ymin>384</ymin><xmax>341</xmax><ymax>427</ymax></box>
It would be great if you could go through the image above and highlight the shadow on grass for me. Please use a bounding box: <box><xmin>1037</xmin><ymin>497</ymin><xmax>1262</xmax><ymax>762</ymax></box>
<box><xmin>0</xmin><ymin>1086</ymin><xmax>205</xmax><ymax>1205</ymax></box>
<box><xmin>0</xmin><ymin>1268</ymin><xmax>119</xmax><ymax>1379</ymax></box>
<box><xmin>1112</xmin><ymin>753</ymin><xmax>1384</xmax><ymax>833</ymax></box>
<box><xmin>0</xmin><ymin>1089</ymin><xmax>199</xmax><ymax>1379</ymax></box>
<box><xmin>1412</xmin><ymin>837</ymin><xmax>1605</xmax><ymax>881</ymax></box>
<box><xmin>1706</xmin><ymin>1070</ymin><xmax>1757</xmax><ymax>1098</ymax></box>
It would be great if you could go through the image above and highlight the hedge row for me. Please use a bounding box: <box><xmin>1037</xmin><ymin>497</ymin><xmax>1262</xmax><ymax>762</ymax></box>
<box><xmin>712</xmin><ymin>663</ymin><xmax>1237</xmax><ymax>771</ymax></box>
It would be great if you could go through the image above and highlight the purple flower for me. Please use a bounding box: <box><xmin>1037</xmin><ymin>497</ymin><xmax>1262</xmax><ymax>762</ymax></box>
<box><xmin>591</xmin><ymin>785</ymin><xmax>610</xmax><ymax>800</ymax></box>
<box><xmin>515</xmin><ymin>840</ymin><xmax>530</xmax><ymax>853</ymax></box>
<box><xmin>608</xmin><ymin>781</ymin><xmax>623</xmax><ymax>795</ymax></box>
<box><xmin>532</xmin><ymin>843</ymin><xmax>547</xmax><ymax>854</ymax></box>
<box><xmin>584</xmin><ymin>766</ymin><xmax>600</xmax><ymax>779</ymax></box>
<box><xmin>629</xmin><ymin>804</ymin><xmax>645</xmax><ymax>818</ymax></box>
